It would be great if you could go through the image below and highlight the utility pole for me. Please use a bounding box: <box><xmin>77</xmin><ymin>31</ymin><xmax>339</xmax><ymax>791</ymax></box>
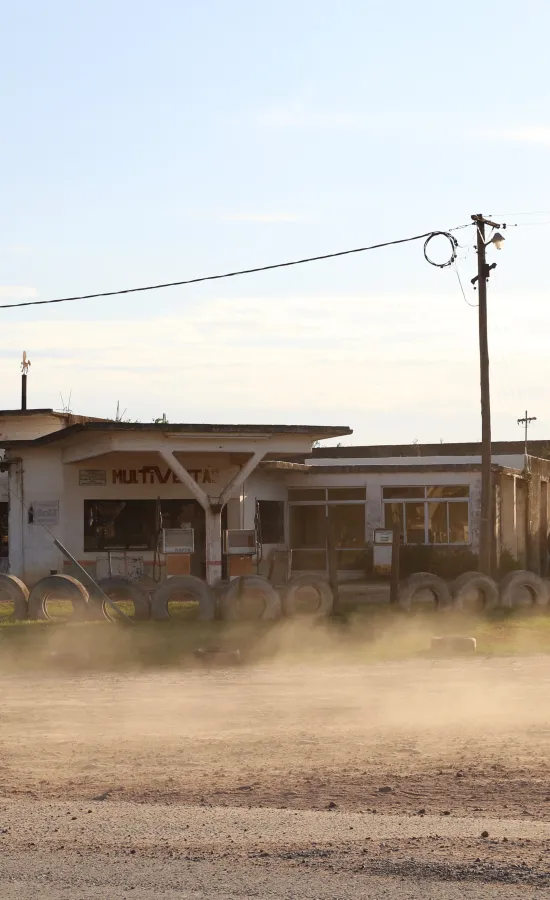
<box><xmin>20</xmin><ymin>350</ymin><xmax>31</xmax><ymax>411</ymax></box>
<box><xmin>471</xmin><ymin>214</ymin><xmax>504</xmax><ymax>575</ymax></box>
<box><xmin>518</xmin><ymin>410</ymin><xmax>537</xmax><ymax>456</ymax></box>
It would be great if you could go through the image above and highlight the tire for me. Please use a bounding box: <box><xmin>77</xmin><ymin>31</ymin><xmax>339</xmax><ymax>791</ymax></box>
<box><xmin>0</xmin><ymin>574</ymin><xmax>29</xmax><ymax>621</ymax></box>
<box><xmin>28</xmin><ymin>575</ymin><xmax>89</xmax><ymax>621</ymax></box>
<box><xmin>451</xmin><ymin>571</ymin><xmax>499</xmax><ymax>611</ymax></box>
<box><xmin>282</xmin><ymin>574</ymin><xmax>333</xmax><ymax>618</ymax></box>
<box><xmin>499</xmin><ymin>570</ymin><xmax>548</xmax><ymax>609</ymax></box>
<box><xmin>93</xmin><ymin>576</ymin><xmax>151</xmax><ymax>621</ymax></box>
<box><xmin>219</xmin><ymin>575</ymin><xmax>281</xmax><ymax>621</ymax></box>
<box><xmin>151</xmin><ymin>576</ymin><xmax>215</xmax><ymax>622</ymax></box>
<box><xmin>397</xmin><ymin>572</ymin><xmax>452</xmax><ymax>612</ymax></box>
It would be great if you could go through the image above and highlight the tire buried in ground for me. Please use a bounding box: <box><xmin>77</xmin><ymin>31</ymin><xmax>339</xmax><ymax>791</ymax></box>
<box><xmin>451</xmin><ymin>571</ymin><xmax>499</xmax><ymax>611</ymax></box>
<box><xmin>219</xmin><ymin>575</ymin><xmax>281</xmax><ymax>621</ymax></box>
<box><xmin>499</xmin><ymin>569</ymin><xmax>548</xmax><ymax>609</ymax></box>
<box><xmin>151</xmin><ymin>576</ymin><xmax>215</xmax><ymax>622</ymax></box>
<box><xmin>28</xmin><ymin>574</ymin><xmax>89</xmax><ymax>621</ymax></box>
<box><xmin>431</xmin><ymin>635</ymin><xmax>477</xmax><ymax>655</ymax></box>
<box><xmin>93</xmin><ymin>576</ymin><xmax>151</xmax><ymax>621</ymax></box>
<box><xmin>282</xmin><ymin>574</ymin><xmax>333</xmax><ymax>618</ymax></box>
<box><xmin>397</xmin><ymin>572</ymin><xmax>452</xmax><ymax>612</ymax></box>
<box><xmin>0</xmin><ymin>574</ymin><xmax>29</xmax><ymax>621</ymax></box>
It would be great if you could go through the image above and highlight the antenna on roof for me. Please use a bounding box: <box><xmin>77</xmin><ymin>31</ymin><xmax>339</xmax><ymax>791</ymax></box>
<box><xmin>21</xmin><ymin>351</ymin><xmax>31</xmax><ymax>411</ymax></box>
<box><xmin>115</xmin><ymin>400</ymin><xmax>127</xmax><ymax>422</ymax></box>
<box><xmin>60</xmin><ymin>390</ymin><xmax>73</xmax><ymax>415</ymax></box>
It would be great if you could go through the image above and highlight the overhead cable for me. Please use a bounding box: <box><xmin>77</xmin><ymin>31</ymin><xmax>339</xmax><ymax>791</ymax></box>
<box><xmin>0</xmin><ymin>225</ymin><xmax>468</xmax><ymax>311</ymax></box>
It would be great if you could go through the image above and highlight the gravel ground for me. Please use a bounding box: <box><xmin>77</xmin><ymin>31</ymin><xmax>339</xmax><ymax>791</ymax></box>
<box><xmin>1</xmin><ymin>656</ymin><xmax>550</xmax><ymax>896</ymax></box>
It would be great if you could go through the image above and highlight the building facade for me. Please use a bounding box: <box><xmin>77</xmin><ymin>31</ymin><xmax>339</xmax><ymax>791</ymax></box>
<box><xmin>1</xmin><ymin>412</ymin><xmax>549</xmax><ymax>586</ymax></box>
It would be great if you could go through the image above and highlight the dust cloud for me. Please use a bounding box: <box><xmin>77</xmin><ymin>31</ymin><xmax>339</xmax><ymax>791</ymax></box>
<box><xmin>0</xmin><ymin>613</ymin><xmax>549</xmax><ymax>816</ymax></box>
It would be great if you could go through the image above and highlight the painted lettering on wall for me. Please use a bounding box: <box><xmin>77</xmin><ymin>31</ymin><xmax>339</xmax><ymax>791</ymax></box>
<box><xmin>111</xmin><ymin>466</ymin><xmax>219</xmax><ymax>485</ymax></box>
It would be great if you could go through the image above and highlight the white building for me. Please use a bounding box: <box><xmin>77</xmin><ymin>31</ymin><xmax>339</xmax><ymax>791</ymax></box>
<box><xmin>1</xmin><ymin>408</ymin><xmax>549</xmax><ymax>586</ymax></box>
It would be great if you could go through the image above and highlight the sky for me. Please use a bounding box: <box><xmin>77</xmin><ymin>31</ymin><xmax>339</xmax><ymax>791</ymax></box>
<box><xmin>1</xmin><ymin>0</ymin><xmax>550</xmax><ymax>445</ymax></box>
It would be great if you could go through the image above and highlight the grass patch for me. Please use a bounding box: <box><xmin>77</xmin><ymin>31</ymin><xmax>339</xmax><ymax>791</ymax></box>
<box><xmin>1</xmin><ymin>603</ymin><xmax>550</xmax><ymax>672</ymax></box>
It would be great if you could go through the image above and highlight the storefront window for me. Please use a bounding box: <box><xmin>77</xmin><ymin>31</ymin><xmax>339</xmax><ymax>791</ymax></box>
<box><xmin>83</xmin><ymin>499</ymin><xmax>204</xmax><ymax>551</ymax></box>
<box><xmin>383</xmin><ymin>486</ymin><xmax>470</xmax><ymax>545</ymax></box>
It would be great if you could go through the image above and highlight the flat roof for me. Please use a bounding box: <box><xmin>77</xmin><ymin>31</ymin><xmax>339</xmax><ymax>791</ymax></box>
<box><xmin>0</xmin><ymin>408</ymin><xmax>64</xmax><ymax>417</ymax></box>
<box><xmin>0</xmin><ymin>421</ymin><xmax>352</xmax><ymax>449</ymax></box>
<box><xmin>310</xmin><ymin>439</ymin><xmax>550</xmax><ymax>459</ymax></box>
<box><xmin>0</xmin><ymin>409</ymin><xmax>108</xmax><ymax>423</ymax></box>
<box><xmin>263</xmin><ymin>461</ymin><xmax>525</xmax><ymax>475</ymax></box>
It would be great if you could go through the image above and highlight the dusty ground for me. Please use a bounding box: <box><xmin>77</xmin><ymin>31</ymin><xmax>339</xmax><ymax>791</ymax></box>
<box><xmin>1</xmin><ymin>654</ymin><xmax>550</xmax><ymax>897</ymax></box>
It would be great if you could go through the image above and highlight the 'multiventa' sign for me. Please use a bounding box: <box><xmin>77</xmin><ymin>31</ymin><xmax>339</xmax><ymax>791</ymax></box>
<box><xmin>112</xmin><ymin>466</ymin><xmax>219</xmax><ymax>485</ymax></box>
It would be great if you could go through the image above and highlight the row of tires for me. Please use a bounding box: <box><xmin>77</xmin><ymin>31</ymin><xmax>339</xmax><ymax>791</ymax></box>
<box><xmin>0</xmin><ymin>572</ymin><xmax>334</xmax><ymax>622</ymax></box>
<box><xmin>398</xmin><ymin>569</ymin><xmax>549</xmax><ymax>611</ymax></box>
<box><xmin>0</xmin><ymin>568</ymin><xmax>545</xmax><ymax>623</ymax></box>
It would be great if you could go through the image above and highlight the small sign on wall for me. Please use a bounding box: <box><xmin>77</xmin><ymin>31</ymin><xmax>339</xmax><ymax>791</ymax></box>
<box><xmin>79</xmin><ymin>469</ymin><xmax>107</xmax><ymax>486</ymax></box>
<box><xmin>29</xmin><ymin>501</ymin><xmax>59</xmax><ymax>527</ymax></box>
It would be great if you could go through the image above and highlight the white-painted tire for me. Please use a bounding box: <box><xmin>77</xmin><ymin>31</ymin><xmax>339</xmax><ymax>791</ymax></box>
<box><xmin>499</xmin><ymin>570</ymin><xmax>548</xmax><ymax>608</ymax></box>
<box><xmin>451</xmin><ymin>571</ymin><xmax>500</xmax><ymax>611</ymax></box>
<box><xmin>28</xmin><ymin>575</ymin><xmax>89</xmax><ymax>621</ymax></box>
<box><xmin>282</xmin><ymin>574</ymin><xmax>333</xmax><ymax>618</ymax></box>
<box><xmin>0</xmin><ymin>574</ymin><xmax>29</xmax><ymax>620</ymax></box>
<box><xmin>220</xmin><ymin>575</ymin><xmax>281</xmax><ymax>621</ymax></box>
<box><xmin>151</xmin><ymin>576</ymin><xmax>215</xmax><ymax>621</ymax></box>
<box><xmin>398</xmin><ymin>572</ymin><xmax>452</xmax><ymax>612</ymax></box>
<box><xmin>431</xmin><ymin>635</ymin><xmax>477</xmax><ymax>655</ymax></box>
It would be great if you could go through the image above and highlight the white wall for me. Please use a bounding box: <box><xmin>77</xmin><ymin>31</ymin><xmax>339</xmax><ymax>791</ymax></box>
<box><xmin>0</xmin><ymin>413</ymin><xmax>68</xmax><ymax>508</ymax></box>
<box><xmin>7</xmin><ymin>449</ymin><xmax>66</xmax><ymax>584</ymax></box>
<box><xmin>244</xmin><ymin>471</ymin><xmax>288</xmax><ymax>569</ymax></box>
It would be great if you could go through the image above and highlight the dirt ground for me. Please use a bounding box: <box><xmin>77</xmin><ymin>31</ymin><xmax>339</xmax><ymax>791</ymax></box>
<box><xmin>1</xmin><ymin>654</ymin><xmax>550</xmax><ymax>897</ymax></box>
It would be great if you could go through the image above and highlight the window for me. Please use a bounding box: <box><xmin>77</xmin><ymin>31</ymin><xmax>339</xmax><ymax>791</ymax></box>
<box><xmin>257</xmin><ymin>500</ymin><xmax>284</xmax><ymax>544</ymax></box>
<box><xmin>289</xmin><ymin>486</ymin><xmax>366</xmax><ymax>571</ymax></box>
<box><xmin>327</xmin><ymin>488</ymin><xmax>366</xmax><ymax>501</ymax></box>
<box><xmin>382</xmin><ymin>486</ymin><xmax>469</xmax><ymax>545</ymax></box>
<box><xmin>83</xmin><ymin>499</ymin><xmax>205</xmax><ymax>552</ymax></box>
<box><xmin>288</xmin><ymin>488</ymin><xmax>326</xmax><ymax>502</ymax></box>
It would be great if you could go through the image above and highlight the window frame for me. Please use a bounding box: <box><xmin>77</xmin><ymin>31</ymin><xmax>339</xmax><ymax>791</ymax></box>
<box><xmin>288</xmin><ymin>486</ymin><xmax>367</xmax><ymax>570</ymax></box>
<box><xmin>382</xmin><ymin>486</ymin><xmax>470</xmax><ymax>546</ymax></box>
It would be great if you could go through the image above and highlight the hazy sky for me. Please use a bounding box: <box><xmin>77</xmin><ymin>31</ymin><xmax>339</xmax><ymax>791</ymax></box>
<box><xmin>1</xmin><ymin>1</ymin><xmax>550</xmax><ymax>444</ymax></box>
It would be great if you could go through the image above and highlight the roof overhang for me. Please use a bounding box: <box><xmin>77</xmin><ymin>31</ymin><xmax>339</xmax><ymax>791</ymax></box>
<box><xmin>0</xmin><ymin>422</ymin><xmax>352</xmax><ymax>464</ymax></box>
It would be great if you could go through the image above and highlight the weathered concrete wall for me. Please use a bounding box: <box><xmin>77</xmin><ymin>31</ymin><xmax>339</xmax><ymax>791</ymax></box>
<box><xmin>7</xmin><ymin>449</ymin><xmax>66</xmax><ymax>584</ymax></box>
<box><xmin>500</xmin><ymin>474</ymin><xmax>517</xmax><ymax>558</ymax></box>
<box><xmin>0</xmin><ymin>413</ymin><xmax>68</xmax><ymax>509</ymax></box>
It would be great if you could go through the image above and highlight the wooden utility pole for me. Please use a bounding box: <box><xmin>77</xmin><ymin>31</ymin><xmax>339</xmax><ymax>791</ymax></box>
<box><xmin>20</xmin><ymin>351</ymin><xmax>30</xmax><ymax>411</ymax></box>
<box><xmin>518</xmin><ymin>410</ymin><xmax>537</xmax><ymax>456</ymax></box>
<box><xmin>472</xmin><ymin>214</ymin><xmax>502</xmax><ymax>575</ymax></box>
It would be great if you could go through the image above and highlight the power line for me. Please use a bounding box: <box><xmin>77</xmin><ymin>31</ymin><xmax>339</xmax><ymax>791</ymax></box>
<box><xmin>491</xmin><ymin>209</ymin><xmax>550</xmax><ymax>217</ymax></box>
<box><xmin>508</xmin><ymin>220</ymin><xmax>550</xmax><ymax>228</ymax></box>
<box><xmin>0</xmin><ymin>226</ymin><xmax>467</xmax><ymax>311</ymax></box>
<box><xmin>452</xmin><ymin>260</ymin><xmax>478</xmax><ymax>308</ymax></box>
